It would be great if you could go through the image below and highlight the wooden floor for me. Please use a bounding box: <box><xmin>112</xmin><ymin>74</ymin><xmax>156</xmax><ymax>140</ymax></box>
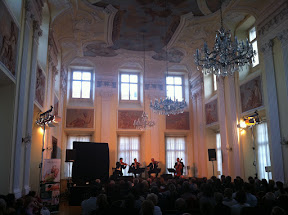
<box><xmin>54</xmin><ymin>202</ymin><xmax>81</xmax><ymax>215</ymax></box>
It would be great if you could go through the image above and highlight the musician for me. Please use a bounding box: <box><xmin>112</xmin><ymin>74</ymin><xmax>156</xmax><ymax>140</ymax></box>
<box><xmin>174</xmin><ymin>158</ymin><xmax>184</xmax><ymax>176</ymax></box>
<box><xmin>131</xmin><ymin>158</ymin><xmax>141</xmax><ymax>178</ymax></box>
<box><xmin>147</xmin><ymin>158</ymin><xmax>160</xmax><ymax>178</ymax></box>
<box><xmin>114</xmin><ymin>158</ymin><xmax>127</xmax><ymax>177</ymax></box>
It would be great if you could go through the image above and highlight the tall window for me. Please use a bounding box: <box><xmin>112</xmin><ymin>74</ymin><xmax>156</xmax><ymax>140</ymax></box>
<box><xmin>216</xmin><ymin>133</ymin><xmax>222</xmax><ymax>177</ymax></box>
<box><xmin>72</xmin><ymin>71</ymin><xmax>92</xmax><ymax>98</ymax></box>
<box><xmin>166</xmin><ymin>137</ymin><xmax>186</xmax><ymax>174</ymax></box>
<box><xmin>249</xmin><ymin>26</ymin><xmax>259</xmax><ymax>67</ymax></box>
<box><xmin>118</xmin><ymin>136</ymin><xmax>140</xmax><ymax>176</ymax></box>
<box><xmin>166</xmin><ymin>76</ymin><xmax>183</xmax><ymax>101</ymax></box>
<box><xmin>65</xmin><ymin>135</ymin><xmax>91</xmax><ymax>178</ymax></box>
<box><xmin>120</xmin><ymin>73</ymin><xmax>139</xmax><ymax>101</ymax></box>
<box><xmin>256</xmin><ymin>122</ymin><xmax>272</xmax><ymax>180</ymax></box>
<box><xmin>213</xmin><ymin>74</ymin><xmax>217</xmax><ymax>91</ymax></box>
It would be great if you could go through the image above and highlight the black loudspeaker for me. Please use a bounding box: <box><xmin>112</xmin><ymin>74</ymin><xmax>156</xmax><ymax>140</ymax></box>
<box><xmin>65</xmin><ymin>149</ymin><xmax>76</xmax><ymax>162</ymax></box>
<box><xmin>208</xmin><ymin>149</ymin><xmax>217</xmax><ymax>161</ymax></box>
<box><xmin>72</xmin><ymin>142</ymin><xmax>109</xmax><ymax>182</ymax></box>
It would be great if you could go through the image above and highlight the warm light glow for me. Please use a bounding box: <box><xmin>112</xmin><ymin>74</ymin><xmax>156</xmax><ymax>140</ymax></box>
<box><xmin>38</xmin><ymin>127</ymin><xmax>44</xmax><ymax>134</ymax></box>
<box><xmin>239</xmin><ymin>120</ymin><xmax>247</xmax><ymax>129</ymax></box>
<box><xmin>240</xmin><ymin>129</ymin><xmax>246</xmax><ymax>135</ymax></box>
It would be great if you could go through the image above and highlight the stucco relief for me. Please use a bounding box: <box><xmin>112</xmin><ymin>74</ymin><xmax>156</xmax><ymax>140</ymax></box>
<box><xmin>258</xmin><ymin>6</ymin><xmax>288</xmax><ymax>37</ymax></box>
<box><xmin>0</xmin><ymin>0</ymin><xmax>19</xmax><ymax>76</ymax></box>
<box><xmin>152</xmin><ymin>48</ymin><xmax>184</xmax><ymax>63</ymax></box>
<box><xmin>83</xmin><ymin>43</ymin><xmax>117</xmax><ymax>57</ymax></box>
<box><xmin>205</xmin><ymin>99</ymin><xmax>218</xmax><ymax>125</ymax></box>
<box><xmin>240</xmin><ymin>75</ymin><xmax>263</xmax><ymax>113</ymax></box>
<box><xmin>166</xmin><ymin>112</ymin><xmax>190</xmax><ymax>130</ymax></box>
<box><xmin>35</xmin><ymin>65</ymin><xmax>46</xmax><ymax>108</ymax></box>
<box><xmin>118</xmin><ymin>110</ymin><xmax>142</xmax><ymax>129</ymax></box>
<box><xmin>66</xmin><ymin>109</ymin><xmax>94</xmax><ymax>128</ymax></box>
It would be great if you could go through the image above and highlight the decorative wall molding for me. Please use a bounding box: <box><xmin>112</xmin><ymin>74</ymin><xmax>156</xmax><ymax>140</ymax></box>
<box><xmin>60</xmin><ymin>66</ymin><xmax>68</xmax><ymax>95</ymax></box>
<box><xmin>32</xmin><ymin>20</ymin><xmax>42</xmax><ymax>43</ymax></box>
<box><xmin>166</xmin><ymin>12</ymin><xmax>194</xmax><ymax>50</ymax></box>
<box><xmin>260</xmin><ymin>40</ymin><xmax>273</xmax><ymax>57</ymax></box>
<box><xmin>277</xmin><ymin>28</ymin><xmax>288</xmax><ymax>46</ymax></box>
<box><xmin>97</xmin><ymin>80</ymin><xmax>117</xmax><ymax>88</ymax></box>
<box><xmin>257</xmin><ymin>3</ymin><xmax>288</xmax><ymax>37</ymax></box>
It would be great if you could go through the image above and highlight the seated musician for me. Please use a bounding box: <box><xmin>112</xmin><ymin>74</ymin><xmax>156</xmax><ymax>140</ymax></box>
<box><xmin>174</xmin><ymin>158</ymin><xmax>184</xmax><ymax>177</ymax></box>
<box><xmin>130</xmin><ymin>158</ymin><xmax>141</xmax><ymax>178</ymax></box>
<box><xmin>147</xmin><ymin>158</ymin><xmax>160</xmax><ymax>178</ymax></box>
<box><xmin>114</xmin><ymin>158</ymin><xmax>127</xmax><ymax>177</ymax></box>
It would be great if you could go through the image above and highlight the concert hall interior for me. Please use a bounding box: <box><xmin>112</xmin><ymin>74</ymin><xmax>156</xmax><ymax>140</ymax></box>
<box><xmin>1</xmin><ymin>0</ymin><xmax>288</xmax><ymax>213</ymax></box>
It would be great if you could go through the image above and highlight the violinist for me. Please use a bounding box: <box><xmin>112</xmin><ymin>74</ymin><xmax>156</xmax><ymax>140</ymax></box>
<box><xmin>147</xmin><ymin>158</ymin><xmax>160</xmax><ymax>178</ymax></box>
<box><xmin>174</xmin><ymin>158</ymin><xmax>184</xmax><ymax>177</ymax></box>
<box><xmin>131</xmin><ymin>158</ymin><xmax>141</xmax><ymax>177</ymax></box>
<box><xmin>115</xmin><ymin>158</ymin><xmax>127</xmax><ymax>177</ymax></box>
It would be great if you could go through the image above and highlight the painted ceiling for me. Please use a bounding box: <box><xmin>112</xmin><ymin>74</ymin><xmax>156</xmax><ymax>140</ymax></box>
<box><xmin>92</xmin><ymin>0</ymin><xmax>222</xmax><ymax>52</ymax></box>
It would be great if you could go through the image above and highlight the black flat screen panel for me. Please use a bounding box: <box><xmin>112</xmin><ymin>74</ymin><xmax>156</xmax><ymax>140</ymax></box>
<box><xmin>72</xmin><ymin>142</ymin><xmax>109</xmax><ymax>182</ymax></box>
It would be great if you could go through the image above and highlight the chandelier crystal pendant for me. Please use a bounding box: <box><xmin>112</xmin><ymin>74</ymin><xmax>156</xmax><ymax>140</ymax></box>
<box><xmin>133</xmin><ymin>111</ymin><xmax>156</xmax><ymax>130</ymax></box>
<box><xmin>194</xmin><ymin>2</ymin><xmax>255</xmax><ymax>76</ymax></box>
<box><xmin>150</xmin><ymin>97</ymin><xmax>187</xmax><ymax>116</ymax></box>
<box><xmin>134</xmin><ymin>32</ymin><xmax>156</xmax><ymax>130</ymax></box>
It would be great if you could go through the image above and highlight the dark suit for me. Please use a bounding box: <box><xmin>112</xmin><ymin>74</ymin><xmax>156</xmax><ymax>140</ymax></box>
<box><xmin>114</xmin><ymin>161</ymin><xmax>126</xmax><ymax>177</ymax></box>
<box><xmin>147</xmin><ymin>162</ymin><xmax>160</xmax><ymax>177</ymax></box>
<box><xmin>130</xmin><ymin>162</ymin><xmax>140</xmax><ymax>177</ymax></box>
<box><xmin>174</xmin><ymin>161</ymin><xmax>184</xmax><ymax>175</ymax></box>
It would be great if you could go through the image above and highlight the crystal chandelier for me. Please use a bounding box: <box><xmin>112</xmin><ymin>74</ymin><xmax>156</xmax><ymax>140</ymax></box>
<box><xmin>133</xmin><ymin>111</ymin><xmax>156</xmax><ymax>130</ymax></box>
<box><xmin>194</xmin><ymin>2</ymin><xmax>255</xmax><ymax>76</ymax></box>
<box><xmin>150</xmin><ymin>98</ymin><xmax>187</xmax><ymax>115</ymax></box>
<box><xmin>150</xmin><ymin>1</ymin><xmax>187</xmax><ymax>115</ymax></box>
<box><xmin>134</xmin><ymin>33</ymin><xmax>155</xmax><ymax>130</ymax></box>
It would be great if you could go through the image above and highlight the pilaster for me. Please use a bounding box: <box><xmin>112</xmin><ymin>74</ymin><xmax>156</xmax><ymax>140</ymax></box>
<box><xmin>260</xmin><ymin>40</ymin><xmax>284</xmax><ymax>182</ymax></box>
<box><xmin>216</xmin><ymin>76</ymin><xmax>230</xmax><ymax>176</ymax></box>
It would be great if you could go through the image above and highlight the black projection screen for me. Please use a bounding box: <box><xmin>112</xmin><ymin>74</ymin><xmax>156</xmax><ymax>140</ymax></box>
<box><xmin>72</xmin><ymin>142</ymin><xmax>109</xmax><ymax>182</ymax></box>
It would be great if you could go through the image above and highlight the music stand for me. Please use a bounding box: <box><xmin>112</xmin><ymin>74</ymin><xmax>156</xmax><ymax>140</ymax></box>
<box><xmin>167</xmin><ymin>168</ymin><xmax>176</xmax><ymax>174</ymax></box>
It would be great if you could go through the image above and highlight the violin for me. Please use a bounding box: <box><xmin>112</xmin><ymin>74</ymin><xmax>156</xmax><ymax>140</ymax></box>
<box><xmin>120</xmin><ymin>162</ymin><xmax>128</xmax><ymax>166</ymax></box>
<box><xmin>175</xmin><ymin>158</ymin><xmax>183</xmax><ymax>177</ymax></box>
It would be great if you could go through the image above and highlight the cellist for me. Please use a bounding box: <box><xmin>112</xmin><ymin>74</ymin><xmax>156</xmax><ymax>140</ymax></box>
<box><xmin>174</xmin><ymin>158</ymin><xmax>184</xmax><ymax>176</ymax></box>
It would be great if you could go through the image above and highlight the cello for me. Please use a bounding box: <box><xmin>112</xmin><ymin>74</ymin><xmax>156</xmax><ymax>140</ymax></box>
<box><xmin>175</xmin><ymin>158</ymin><xmax>183</xmax><ymax>177</ymax></box>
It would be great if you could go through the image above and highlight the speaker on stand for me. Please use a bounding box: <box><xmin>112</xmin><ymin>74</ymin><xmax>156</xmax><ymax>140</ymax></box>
<box><xmin>208</xmin><ymin>149</ymin><xmax>217</xmax><ymax>176</ymax></box>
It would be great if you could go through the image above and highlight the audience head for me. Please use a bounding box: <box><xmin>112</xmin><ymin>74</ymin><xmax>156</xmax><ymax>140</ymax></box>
<box><xmin>270</xmin><ymin>206</ymin><xmax>286</xmax><ymax>215</ymax></box>
<box><xmin>96</xmin><ymin>194</ymin><xmax>108</xmax><ymax>209</ymax></box>
<box><xmin>146</xmin><ymin>193</ymin><xmax>158</xmax><ymax>205</ymax></box>
<box><xmin>235</xmin><ymin>190</ymin><xmax>246</xmax><ymax>204</ymax></box>
<box><xmin>214</xmin><ymin>192</ymin><xmax>224</xmax><ymax>204</ymax></box>
<box><xmin>175</xmin><ymin>198</ymin><xmax>186</xmax><ymax>211</ymax></box>
<box><xmin>141</xmin><ymin>200</ymin><xmax>154</xmax><ymax>215</ymax></box>
<box><xmin>224</xmin><ymin>188</ymin><xmax>233</xmax><ymax>199</ymax></box>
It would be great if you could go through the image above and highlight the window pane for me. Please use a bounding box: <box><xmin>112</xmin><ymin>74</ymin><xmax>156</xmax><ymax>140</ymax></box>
<box><xmin>72</xmin><ymin>81</ymin><xmax>81</xmax><ymax>98</ymax></box>
<box><xmin>82</xmin><ymin>81</ymin><xmax>91</xmax><ymax>98</ymax></box>
<box><xmin>121</xmin><ymin>83</ymin><xmax>129</xmax><ymax>100</ymax></box>
<box><xmin>82</xmin><ymin>72</ymin><xmax>91</xmax><ymax>81</ymax></box>
<box><xmin>121</xmin><ymin>74</ymin><xmax>129</xmax><ymax>83</ymax></box>
<box><xmin>213</xmin><ymin>75</ymin><xmax>217</xmax><ymax>91</ymax></box>
<box><xmin>175</xmin><ymin>86</ymin><xmax>183</xmax><ymax>101</ymax></box>
<box><xmin>174</xmin><ymin>77</ymin><xmax>182</xmax><ymax>85</ymax></box>
<box><xmin>249</xmin><ymin>27</ymin><xmax>256</xmax><ymax>42</ymax></box>
<box><xmin>130</xmin><ymin>84</ymin><xmax>138</xmax><ymax>100</ymax></box>
<box><xmin>252</xmin><ymin>41</ymin><xmax>259</xmax><ymax>67</ymax></box>
<box><xmin>167</xmin><ymin>85</ymin><xmax>175</xmax><ymax>100</ymax></box>
<box><xmin>73</xmin><ymin>72</ymin><xmax>81</xmax><ymax>80</ymax></box>
<box><xmin>166</xmin><ymin>76</ymin><xmax>174</xmax><ymax>85</ymax></box>
<box><xmin>130</xmin><ymin>75</ymin><xmax>138</xmax><ymax>83</ymax></box>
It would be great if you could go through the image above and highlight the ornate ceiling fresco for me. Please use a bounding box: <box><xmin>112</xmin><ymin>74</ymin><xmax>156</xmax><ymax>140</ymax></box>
<box><xmin>48</xmin><ymin>0</ymin><xmax>270</xmax><ymax>66</ymax></box>
<box><xmin>91</xmin><ymin>0</ymin><xmax>222</xmax><ymax>52</ymax></box>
